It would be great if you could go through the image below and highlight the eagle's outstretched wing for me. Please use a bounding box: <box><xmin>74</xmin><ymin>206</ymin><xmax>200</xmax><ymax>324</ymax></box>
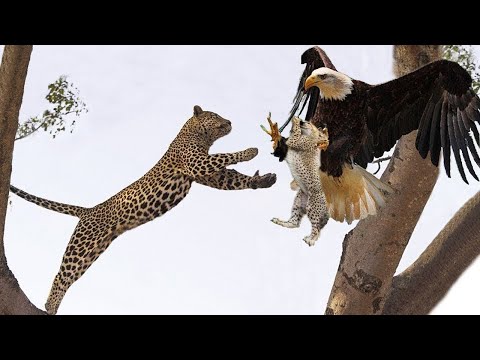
<box><xmin>366</xmin><ymin>59</ymin><xmax>480</xmax><ymax>183</ymax></box>
<box><xmin>281</xmin><ymin>46</ymin><xmax>336</xmax><ymax>132</ymax></box>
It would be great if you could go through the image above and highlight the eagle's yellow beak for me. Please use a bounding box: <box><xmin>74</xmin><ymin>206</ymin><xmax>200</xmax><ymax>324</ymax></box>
<box><xmin>304</xmin><ymin>75</ymin><xmax>319</xmax><ymax>91</ymax></box>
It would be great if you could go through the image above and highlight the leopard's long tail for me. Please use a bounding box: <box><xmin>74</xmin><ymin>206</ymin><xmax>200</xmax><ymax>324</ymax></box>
<box><xmin>320</xmin><ymin>165</ymin><xmax>394</xmax><ymax>224</ymax></box>
<box><xmin>10</xmin><ymin>185</ymin><xmax>88</xmax><ymax>217</ymax></box>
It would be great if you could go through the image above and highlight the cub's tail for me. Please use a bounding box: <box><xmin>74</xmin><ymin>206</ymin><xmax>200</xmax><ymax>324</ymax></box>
<box><xmin>10</xmin><ymin>185</ymin><xmax>88</xmax><ymax>218</ymax></box>
<box><xmin>320</xmin><ymin>165</ymin><xmax>394</xmax><ymax>224</ymax></box>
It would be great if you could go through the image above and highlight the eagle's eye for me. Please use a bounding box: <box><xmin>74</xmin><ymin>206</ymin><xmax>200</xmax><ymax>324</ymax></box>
<box><xmin>319</xmin><ymin>74</ymin><xmax>327</xmax><ymax>80</ymax></box>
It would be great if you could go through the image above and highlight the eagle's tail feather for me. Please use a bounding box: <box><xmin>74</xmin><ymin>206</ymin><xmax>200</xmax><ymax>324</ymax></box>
<box><xmin>320</xmin><ymin>165</ymin><xmax>393</xmax><ymax>224</ymax></box>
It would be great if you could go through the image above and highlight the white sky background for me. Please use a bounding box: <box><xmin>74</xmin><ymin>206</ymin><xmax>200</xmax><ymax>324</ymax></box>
<box><xmin>2</xmin><ymin>45</ymin><xmax>479</xmax><ymax>315</ymax></box>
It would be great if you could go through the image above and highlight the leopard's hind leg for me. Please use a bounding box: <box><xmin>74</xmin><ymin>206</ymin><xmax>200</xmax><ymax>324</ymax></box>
<box><xmin>45</xmin><ymin>219</ymin><xmax>118</xmax><ymax>315</ymax></box>
<box><xmin>302</xmin><ymin>189</ymin><xmax>329</xmax><ymax>247</ymax></box>
<box><xmin>272</xmin><ymin>190</ymin><xmax>307</xmax><ymax>229</ymax></box>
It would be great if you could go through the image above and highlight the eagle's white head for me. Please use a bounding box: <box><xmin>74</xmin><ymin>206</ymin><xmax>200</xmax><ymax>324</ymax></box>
<box><xmin>304</xmin><ymin>67</ymin><xmax>353</xmax><ymax>101</ymax></box>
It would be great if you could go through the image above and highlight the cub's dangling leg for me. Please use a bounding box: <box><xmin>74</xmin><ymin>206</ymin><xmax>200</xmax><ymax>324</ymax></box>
<box><xmin>302</xmin><ymin>189</ymin><xmax>329</xmax><ymax>247</ymax></box>
<box><xmin>271</xmin><ymin>189</ymin><xmax>307</xmax><ymax>229</ymax></box>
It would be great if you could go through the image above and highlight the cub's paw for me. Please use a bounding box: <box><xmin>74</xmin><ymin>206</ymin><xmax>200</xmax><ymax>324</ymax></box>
<box><xmin>303</xmin><ymin>236</ymin><xmax>316</xmax><ymax>247</ymax></box>
<box><xmin>302</xmin><ymin>234</ymin><xmax>319</xmax><ymax>247</ymax></box>
<box><xmin>250</xmin><ymin>171</ymin><xmax>277</xmax><ymax>189</ymax></box>
<box><xmin>290</xmin><ymin>179</ymin><xmax>299</xmax><ymax>191</ymax></box>
<box><xmin>271</xmin><ymin>218</ymin><xmax>299</xmax><ymax>229</ymax></box>
<box><xmin>241</xmin><ymin>147</ymin><xmax>259</xmax><ymax>161</ymax></box>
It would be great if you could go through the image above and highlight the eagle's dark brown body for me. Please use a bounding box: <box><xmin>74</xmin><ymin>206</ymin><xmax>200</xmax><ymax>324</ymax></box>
<box><xmin>315</xmin><ymin>80</ymin><xmax>370</xmax><ymax>177</ymax></box>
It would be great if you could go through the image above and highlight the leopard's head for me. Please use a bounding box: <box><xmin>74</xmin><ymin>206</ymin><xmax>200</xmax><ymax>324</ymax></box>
<box><xmin>188</xmin><ymin>105</ymin><xmax>232</xmax><ymax>144</ymax></box>
<box><xmin>297</xmin><ymin>118</ymin><xmax>329</xmax><ymax>150</ymax></box>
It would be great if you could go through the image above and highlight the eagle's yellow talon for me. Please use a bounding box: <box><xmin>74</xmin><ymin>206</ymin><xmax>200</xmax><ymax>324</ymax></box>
<box><xmin>317</xmin><ymin>127</ymin><xmax>329</xmax><ymax>150</ymax></box>
<box><xmin>318</xmin><ymin>140</ymin><xmax>329</xmax><ymax>151</ymax></box>
<box><xmin>262</xmin><ymin>113</ymin><xmax>282</xmax><ymax>150</ymax></box>
<box><xmin>260</xmin><ymin>124</ymin><xmax>271</xmax><ymax>135</ymax></box>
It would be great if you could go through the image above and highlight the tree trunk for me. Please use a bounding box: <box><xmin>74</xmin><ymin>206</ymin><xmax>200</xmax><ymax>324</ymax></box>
<box><xmin>325</xmin><ymin>45</ymin><xmax>442</xmax><ymax>315</ymax></box>
<box><xmin>382</xmin><ymin>191</ymin><xmax>480</xmax><ymax>314</ymax></box>
<box><xmin>0</xmin><ymin>45</ymin><xmax>44</xmax><ymax>315</ymax></box>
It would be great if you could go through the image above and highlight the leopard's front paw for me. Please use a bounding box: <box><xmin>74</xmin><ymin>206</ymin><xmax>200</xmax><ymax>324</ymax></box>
<box><xmin>250</xmin><ymin>172</ymin><xmax>277</xmax><ymax>189</ymax></box>
<box><xmin>241</xmin><ymin>147</ymin><xmax>258</xmax><ymax>162</ymax></box>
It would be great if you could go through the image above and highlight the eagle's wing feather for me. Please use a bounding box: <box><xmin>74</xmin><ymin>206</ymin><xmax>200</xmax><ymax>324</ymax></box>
<box><xmin>365</xmin><ymin>59</ymin><xmax>480</xmax><ymax>183</ymax></box>
<box><xmin>282</xmin><ymin>46</ymin><xmax>336</xmax><ymax>132</ymax></box>
<box><xmin>354</xmin><ymin>130</ymin><xmax>375</xmax><ymax>168</ymax></box>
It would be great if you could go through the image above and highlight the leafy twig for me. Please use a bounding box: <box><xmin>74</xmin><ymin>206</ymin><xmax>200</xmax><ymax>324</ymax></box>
<box><xmin>15</xmin><ymin>75</ymin><xmax>87</xmax><ymax>141</ymax></box>
<box><xmin>443</xmin><ymin>45</ymin><xmax>480</xmax><ymax>95</ymax></box>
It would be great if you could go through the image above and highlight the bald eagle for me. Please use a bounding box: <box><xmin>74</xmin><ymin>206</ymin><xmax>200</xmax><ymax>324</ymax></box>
<box><xmin>280</xmin><ymin>46</ymin><xmax>480</xmax><ymax>184</ymax></box>
<box><xmin>268</xmin><ymin>46</ymin><xmax>480</xmax><ymax>224</ymax></box>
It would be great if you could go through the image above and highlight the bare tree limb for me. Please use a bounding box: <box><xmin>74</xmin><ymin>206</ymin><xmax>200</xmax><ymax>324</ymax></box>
<box><xmin>0</xmin><ymin>45</ymin><xmax>45</xmax><ymax>315</ymax></box>
<box><xmin>372</xmin><ymin>156</ymin><xmax>392</xmax><ymax>164</ymax></box>
<box><xmin>325</xmin><ymin>45</ymin><xmax>442</xmax><ymax>315</ymax></box>
<box><xmin>372</xmin><ymin>156</ymin><xmax>392</xmax><ymax>175</ymax></box>
<box><xmin>382</xmin><ymin>191</ymin><xmax>480</xmax><ymax>314</ymax></box>
<box><xmin>0</xmin><ymin>266</ymin><xmax>45</xmax><ymax>314</ymax></box>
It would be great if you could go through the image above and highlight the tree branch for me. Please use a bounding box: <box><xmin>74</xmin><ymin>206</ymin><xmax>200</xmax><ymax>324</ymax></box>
<box><xmin>15</xmin><ymin>110</ymin><xmax>79</xmax><ymax>141</ymax></box>
<box><xmin>325</xmin><ymin>45</ymin><xmax>442</xmax><ymax>315</ymax></box>
<box><xmin>382</xmin><ymin>191</ymin><xmax>480</xmax><ymax>314</ymax></box>
<box><xmin>372</xmin><ymin>156</ymin><xmax>392</xmax><ymax>175</ymax></box>
<box><xmin>0</xmin><ymin>265</ymin><xmax>45</xmax><ymax>314</ymax></box>
<box><xmin>0</xmin><ymin>45</ymin><xmax>45</xmax><ymax>315</ymax></box>
<box><xmin>15</xmin><ymin>117</ymin><xmax>51</xmax><ymax>141</ymax></box>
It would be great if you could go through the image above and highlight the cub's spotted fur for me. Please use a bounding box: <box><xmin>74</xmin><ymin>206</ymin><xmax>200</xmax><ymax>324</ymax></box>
<box><xmin>271</xmin><ymin>117</ymin><xmax>330</xmax><ymax>246</ymax></box>
<box><xmin>11</xmin><ymin>105</ymin><xmax>276</xmax><ymax>314</ymax></box>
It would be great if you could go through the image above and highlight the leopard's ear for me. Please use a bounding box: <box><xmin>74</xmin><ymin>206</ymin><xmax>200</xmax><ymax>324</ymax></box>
<box><xmin>193</xmin><ymin>105</ymin><xmax>203</xmax><ymax>117</ymax></box>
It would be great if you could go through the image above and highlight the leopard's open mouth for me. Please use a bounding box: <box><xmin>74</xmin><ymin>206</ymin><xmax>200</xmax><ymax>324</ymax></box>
<box><xmin>300</xmin><ymin>120</ymin><xmax>311</xmax><ymax>129</ymax></box>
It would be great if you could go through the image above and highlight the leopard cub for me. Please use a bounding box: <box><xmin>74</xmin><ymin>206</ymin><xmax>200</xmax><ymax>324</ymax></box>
<box><xmin>269</xmin><ymin>116</ymin><xmax>330</xmax><ymax>247</ymax></box>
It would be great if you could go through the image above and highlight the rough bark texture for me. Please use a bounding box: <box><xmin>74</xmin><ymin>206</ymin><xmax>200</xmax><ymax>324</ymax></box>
<box><xmin>0</xmin><ymin>45</ymin><xmax>45</xmax><ymax>315</ymax></box>
<box><xmin>325</xmin><ymin>45</ymin><xmax>442</xmax><ymax>315</ymax></box>
<box><xmin>382</xmin><ymin>191</ymin><xmax>480</xmax><ymax>314</ymax></box>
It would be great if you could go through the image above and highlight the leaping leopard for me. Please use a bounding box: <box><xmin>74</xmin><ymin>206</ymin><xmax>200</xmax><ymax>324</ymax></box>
<box><xmin>11</xmin><ymin>105</ymin><xmax>276</xmax><ymax>314</ymax></box>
